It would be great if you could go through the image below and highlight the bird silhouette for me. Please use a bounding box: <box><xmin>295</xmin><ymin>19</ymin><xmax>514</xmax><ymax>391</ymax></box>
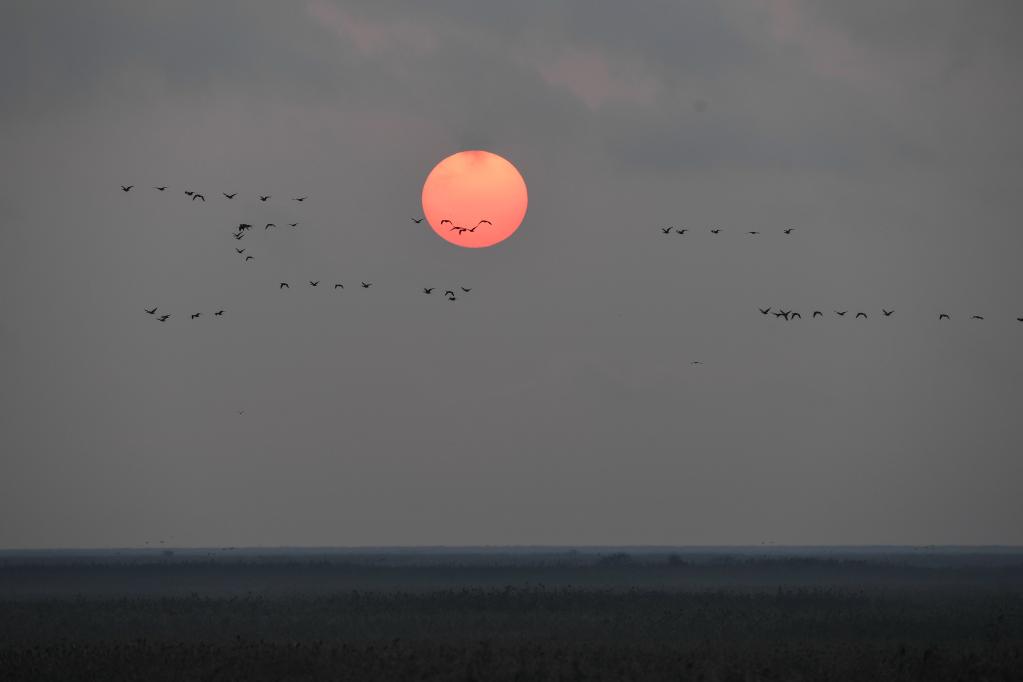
<box><xmin>759</xmin><ymin>307</ymin><xmax>771</xmax><ymax>315</ymax></box>
<box><xmin>710</xmin><ymin>229</ymin><xmax>721</xmax><ymax>234</ymax></box>
<box><xmin>265</xmin><ymin>223</ymin><xmax>276</xmax><ymax>230</ymax></box>
<box><xmin>121</xmin><ymin>185</ymin><xmax>133</xmax><ymax>192</ymax></box>
<box><xmin>223</xmin><ymin>192</ymin><xmax>236</xmax><ymax>199</ymax></box>
<box><xmin>461</xmin><ymin>287</ymin><xmax>471</xmax><ymax>293</ymax></box>
<box><xmin>411</xmin><ymin>217</ymin><xmax>424</xmax><ymax>223</ymax></box>
<box><xmin>1017</xmin><ymin>318</ymin><xmax>1023</xmax><ymax>322</ymax></box>
<box><xmin>675</xmin><ymin>229</ymin><xmax>688</xmax><ymax>235</ymax></box>
<box><xmin>835</xmin><ymin>311</ymin><xmax>848</xmax><ymax>316</ymax></box>
<box><xmin>783</xmin><ymin>228</ymin><xmax>794</xmax><ymax>234</ymax></box>
<box><xmin>191</xmin><ymin>313</ymin><xmax>201</xmax><ymax>319</ymax></box>
<box><xmin>661</xmin><ymin>227</ymin><xmax>672</xmax><ymax>234</ymax></box>
<box><xmin>441</xmin><ymin>219</ymin><xmax>453</xmax><ymax>225</ymax></box>
<box><xmin>259</xmin><ymin>195</ymin><xmax>270</xmax><ymax>201</ymax></box>
<box><xmin>882</xmin><ymin>309</ymin><xmax>894</xmax><ymax>317</ymax></box>
<box><xmin>812</xmin><ymin>311</ymin><xmax>822</xmax><ymax>318</ymax></box>
<box><xmin>423</xmin><ymin>288</ymin><xmax>434</xmax><ymax>294</ymax></box>
<box><xmin>145</xmin><ymin>307</ymin><xmax>157</xmax><ymax>315</ymax></box>
<box><xmin>184</xmin><ymin>191</ymin><xmax>194</xmax><ymax>196</ymax></box>
<box><xmin>214</xmin><ymin>310</ymin><xmax>224</xmax><ymax>316</ymax></box>
<box><xmin>690</xmin><ymin>361</ymin><xmax>703</xmax><ymax>365</ymax></box>
<box><xmin>334</xmin><ymin>283</ymin><xmax>343</xmax><ymax>289</ymax></box>
<box><xmin>293</xmin><ymin>196</ymin><xmax>307</xmax><ymax>202</ymax></box>
<box><xmin>236</xmin><ymin>248</ymin><xmax>245</xmax><ymax>254</ymax></box>
<box><xmin>233</xmin><ymin>232</ymin><xmax>245</xmax><ymax>240</ymax></box>
<box><xmin>444</xmin><ymin>290</ymin><xmax>455</xmax><ymax>298</ymax></box>
<box><xmin>790</xmin><ymin>312</ymin><xmax>802</xmax><ymax>320</ymax></box>
<box><xmin>280</xmin><ymin>283</ymin><xmax>289</xmax><ymax>289</ymax></box>
<box><xmin>361</xmin><ymin>282</ymin><xmax>372</xmax><ymax>288</ymax></box>
<box><xmin>309</xmin><ymin>281</ymin><xmax>319</xmax><ymax>287</ymax></box>
<box><xmin>448</xmin><ymin>296</ymin><xmax>457</xmax><ymax>301</ymax></box>
<box><xmin>157</xmin><ymin>315</ymin><xmax>170</xmax><ymax>322</ymax></box>
<box><xmin>773</xmin><ymin>311</ymin><xmax>788</xmax><ymax>319</ymax></box>
<box><xmin>856</xmin><ymin>312</ymin><xmax>868</xmax><ymax>319</ymax></box>
<box><xmin>192</xmin><ymin>193</ymin><xmax>205</xmax><ymax>201</ymax></box>
<box><xmin>748</xmin><ymin>231</ymin><xmax>760</xmax><ymax>235</ymax></box>
<box><xmin>939</xmin><ymin>313</ymin><xmax>950</xmax><ymax>320</ymax></box>
<box><xmin>288</xmin><ymin>222</ymin><xmax>298</xmax><ymax>227</ymax></box>
<box><xmin>153</xmin><ymin>186</ymin><xmax>167</xmax><ymax>191</ymax></box>
<box><xmin>971</xmin><ymin>315</ymin><xmax>984</xmax><ymax>320</ymax></box>
<box><xmin>244</xmin><ymin>256</ymin><xmax>254</xmax><ymax>261</ymax></box>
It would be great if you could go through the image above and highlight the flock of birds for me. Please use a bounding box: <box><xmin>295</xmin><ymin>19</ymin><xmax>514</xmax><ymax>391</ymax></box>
<box><xmin>757</xmin><ymin>308</ymin><xmax>1020</xmax><ymax>321</ymax></box>
<box><xmin>120</xmin><ymin>185</ymin><xmax>307</xmax><ymax>203</ymax></box>
<box><xmin>660</xmin><ymin>226</ymin><xmax>796</xmax><ymax>235</ymax></box>
<box><xmin>130</xmin><ymin>186</ymin><xmax>479</xmax><ymax>321</ymax></box>
<box><xmin>129</xmin><ymin>185</ymin><xmax>1022</xmax><ymax>327</ymax></box>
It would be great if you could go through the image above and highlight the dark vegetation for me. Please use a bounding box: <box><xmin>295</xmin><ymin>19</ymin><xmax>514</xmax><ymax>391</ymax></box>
<box><xmin>2</xmin><ymin>550</ymin><xmax>1022</xmax><ymax>680</ymax></box>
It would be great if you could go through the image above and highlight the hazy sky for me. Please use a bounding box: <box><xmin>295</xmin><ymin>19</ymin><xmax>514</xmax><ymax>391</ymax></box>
<box><xmin>2</xmin><ymin>1</ymin><xmax>1022</xmax><ymax>548</ymax></box>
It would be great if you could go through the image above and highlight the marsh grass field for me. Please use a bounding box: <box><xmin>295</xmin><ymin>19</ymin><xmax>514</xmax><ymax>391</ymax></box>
<box><xmin>2</xmin><ymin>548</ymin><xmax>1022</xmax><ymax>680</ymax></box>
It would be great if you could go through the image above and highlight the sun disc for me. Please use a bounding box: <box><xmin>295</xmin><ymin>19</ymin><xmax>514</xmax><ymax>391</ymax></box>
<box><xmin>421</xmin><ymin>150</ymin><xmax>528</xmax><ymax>248</ymax></box>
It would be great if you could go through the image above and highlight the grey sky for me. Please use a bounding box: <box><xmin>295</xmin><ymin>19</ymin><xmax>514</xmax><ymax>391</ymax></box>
<box><xmin>2</xmin><ymin>1</ymin><xmax>1022</xmax><ymax>548</ymax></box>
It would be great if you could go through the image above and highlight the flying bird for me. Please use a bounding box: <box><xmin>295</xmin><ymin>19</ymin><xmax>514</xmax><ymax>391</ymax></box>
<box><xmin>440</xmin><ymin>219</ymin><xmax>453</xmax><ymax>225</ymax></box>
<box><xmin>288</xmin><ymin>223</ymin><xmax>298</xmax><ymax>227</ymax></box>
<box><xmin>759</xmin><ymin>308</ymin><xmax>771</xmax><ymax>315</ymax></box>
<box><xmin>882</xmin><ymin>309</ymin><xmax>894</xmax><ymax>317</ymax></box>
<box><xmin>661</xmin><ymin>227</ymin><xmax>672</xmax><ymax>234</ymax></box>
<box><xmin>293</xmin><ymin>196</ymin><xmax>307</xmax><ymax>202</ymax></box>
<box><xmin>812</xmin><ymin>311</ymin><xmax>822</xmax><ymax>318</ymax></box>
<box><xmin>361</xmin><ymin>282</ymin><xmax>372</xmax><ymax>288</ymax></box>
<box><xmin>244</xmin><ymin>256</ymin><xmax>254</xmax><ymax>261</ymax></box>
<box><xmin>334</xmin><ymin>283</ymin><xmax>343</xmax><ymax>289</ymax></box>
<box><xmin>461</xmin><ymin>287</ymin><xmax>471</xmax><ymax>293</ymax></box>
<box><xmin>153</xmin><ymin>186</ymin><xmax>167</xmax><ymax>191</ymax></box>
<box><xmin>773</xmin><ymin>311</ymin><xmax>788</xmax><ymax>319</ymax></box>
<box><xmin>309</xmin><ymin>281</ymin><xmax>319</xmax><ymax>287</ymax></box>
<box><xmin>223</xmin><ymin>192</ymin><xmax>236</xmax><ymax>199</ymax></box>
<box><xmin>157</xmin><ymin>315</ymin><xmax>170</xmax><ymax>322</ymax></box>
<box><xmin>235</xmin><ymin>248</ymin><xmax>245</xmax><ymax>254</ymax></box>
<box><xmin>121</xmin><ymin>185</ymin><xmax>133</xmax><ymax>192</ymax></box>
<box><xmin>280</xmin><ymin>283</ymin><xmax>289</xmax><ymax>289</ymax></box>
<box><xmin>259</xmin><ymin>195</ymin><xmax>270</xmax><ymax>201</ymax></box>
<box><xmin>411</xmin><ymin>217</ymin><xmax>424</xmax><ymax>223</ymax></box>
<box><xmin>748</xmin><ymin>231</ymin><xmax>760</xmax><ymax>235</ymax></box>
<box><xmin>710</xmin><ymin>229</ymin><xmax>721</xmax><ymax>234</ymax></box>
<box><xmin>145</xmin><ymin>307</ymin><xmax>157</xmax><ymax>315</ymax></box>
<box><xmin>191</xmin><ymin>313</ymin><xmax>201</xmax><ymax>319</ymax></box>
<box><xmin>233</xmin><ymin>232</ymin><xmax>245</xmax><ymax>240</ymax></box>
<box><xmin>856</xmin><ymin>312</ymin><xmax>868</xmax><ymax>319</ymax></box>
<box><xmin>675</xmin><ymin>229</ymin><xmax>688</xmax><ymax>235</ymax></box>
<box><xmin>184</xmin><ymin>190</ymin><xmax>194</xmax><ymax>196</ymax></box>
<box><xmin>214</xmin><ymin>310</ymin><xmax>224</xmax><ymax>316</ymax></box>
<box><xmin>444</xmin><ymin>290</ymin><xmax>455</xmax><ymax>298</ymax></box>
<box><xmin>971</xmin><ymin>315</ymin><xmax>984</xmax><ymax>320</ymax></box>
<box><xmin>448</xmin><ymin>296</ymin><xmax>457</xmax><ymax>301</ymax></box>
<box><xmin>265</xmin><ymin>223</ymin><xmax>276</xmax><ymax>230</ymax></box>
<box><xmin>835</xmin><ymin>311</ymin><xmax>848</xmax><ymax>316</ymax></box>
<box><xmin>238</xmin><ymin>223</ymin><xmax>252</xmax><ymax>230</ymax></box>
<box><xmin>192</xmin><ymin>193</ymin><xmax>205</xmax><ymax>201</ymax></box>
<box><xmin>423</xmin><ymin>288</ymin><xmax>434</xmax><ymax>294</ymax></box>
<box><xmin>783</xmin><ymin>228</ymin><xmax>795</xmax><ymax>234</ymax></box>
<box><xmin>939</xmin><ymin>313</ymin><xmax>950</xmax><ymax>320</ymax></box>
<box><xmin>790</xmin><ymin>312</ymin><xmax>802</xmax><ymax>320</ymax></box>
<box><xmin>1017</xmin><ymin>318</ymin><xmax>1023</xmax><ymax>322</ymax></box>
<box><xmin>690</xmin><ymin>361</ymin><xmax>703</xmax><ymax>365</ymax></box>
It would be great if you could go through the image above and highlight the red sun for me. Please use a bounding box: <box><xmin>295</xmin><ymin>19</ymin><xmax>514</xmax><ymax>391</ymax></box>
<box><xmin>421</xmin><ymin>150</ymin><xmax>528</xmax><ymax>248</ymax></box>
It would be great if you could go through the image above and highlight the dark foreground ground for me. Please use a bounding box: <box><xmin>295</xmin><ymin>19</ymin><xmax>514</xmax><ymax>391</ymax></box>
<box><xmin>2</xmin><ymin>548</ymin><xmax>1022</xmax><ymax>681</ymax></box>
